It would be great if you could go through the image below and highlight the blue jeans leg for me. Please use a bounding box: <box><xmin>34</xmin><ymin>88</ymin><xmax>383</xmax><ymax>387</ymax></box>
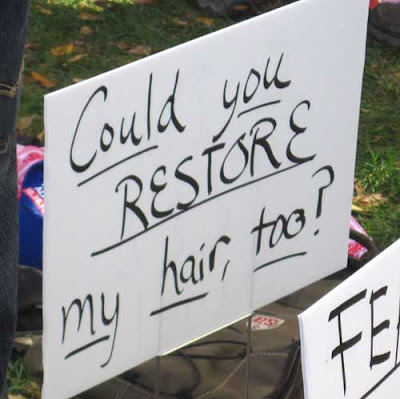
<box><xmin>0</xmin><ymin>1</ymin><xmax>30</xmax><ymax>397</ymax></box>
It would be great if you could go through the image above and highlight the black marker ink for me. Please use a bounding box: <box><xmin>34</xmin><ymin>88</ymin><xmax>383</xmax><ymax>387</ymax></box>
<box><xmin>150</xmin><ymin>165</ymin><xmax>174</xmax><ymax>219</ymax></box>
<box><xmin>213</xmin><ymin>80</ymin><xmax>240</xmax><ymax>143</ymax></box>
<box><xmin>161</xmin><ymin>236</ymin><xmax>183</xmax><ymax>296</ymax></box>
<box><xmin>370</xmin><ymin>286</ymin><xmax>391</xmax><ymax>368</ymax></box>
<box><xmin>202</xmin><ymin>142</ymin><xmax>225</xmax><ymax>195</ymax></box>
<box><xmin>62</xmin><ymin>295</ymin><xmax>95</xmax><ymax>343</ymax></box>
<box><xmin>100</xmin><ymin>293</ymin><xmax>120</xmax><ymax>368</ymax></box>
<box><xmin>220</xmin><ymin>133</ymin><xmax>249</xmax><ymax>185</ymax></box>
<box><xmin>157</xmin><ymin>70</ymin><xmax>186</xmax><ymax>134</ymax></box>
<box><xmin>120</xmin><ymin>113</ymin><xmax>142</xmax><ymax>146</ymax></box>
<box><xmin>329</xmin><ymin>289</ymin><xmax>367</xmax><ymax>395</ymax></box>
<box><xmin>287</xmin><ymin>100</ymin><xmax>316</xmax><ymax>165</ymax></box>
<box><xmin>244</xmin><ymin>68</ymin><xmax>261</xmax><ymax>104</ymax></box>
<box><xmin>175</xmin><ymin>156</ymin><xmax>199</xmax><ymax>211</ymax></box>
<box><xmin>115</xmin><ymin>175</ymin><xmax>148</xmax><ymax>240</ymax></box>
<box><xmin>250</xmin><ymin>117</ymin><xmax>281</xmax><ymax>176</ymax></box>
<box><xmin>70</xmin><ymin>86</ymin><xmax>107</xmax><ymax>173</ymax></box>
<box><xmin>263</xmin><ymin>53</ymin><xmax>291</xmax><ymax>90</ymax></box>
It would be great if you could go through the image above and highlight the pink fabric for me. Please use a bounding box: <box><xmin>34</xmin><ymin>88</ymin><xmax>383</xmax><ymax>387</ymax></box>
<box><xmin>348</xmin><ymin>216</ymin><xmax>369</xmax><ymax>260</ymax></box>
<box><xmin>16</xmin><ymin>144</ymin><xmax>44</xmax><ymax>199</ymax></box>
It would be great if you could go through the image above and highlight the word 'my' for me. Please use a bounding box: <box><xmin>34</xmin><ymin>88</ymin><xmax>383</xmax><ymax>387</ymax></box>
<box><xmin>62</xmin><ymin>292</ymin><xmax>120</xmax><ymax>368</ymax></box>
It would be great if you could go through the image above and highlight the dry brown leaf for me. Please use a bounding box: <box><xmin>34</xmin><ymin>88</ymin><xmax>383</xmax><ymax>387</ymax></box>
<box><xmin>25</xmin><ymin>42</ymin><xmax>37</xmax><ymax>50</ymax></box>
<box><xmin>24</xmin><ymin>381</ymin><xmax>41</xmax><ymax>398</ymax></box>
<box><xmin>72</xmin><ymin>78</ymin><xmax>84</xmax><ymax>84</ymax></box>
<box><xmin>195</xmin><ymin>16</ymin><xmax>214</xmax><ymax>27</ymax></box>
<box><xmin>9</xmin><ymin>395</ymin><xmax>28</xmax><ymax>399</ymax></box>
<box><xmin>79</xmin><ymin>12</ymin><xmax>102</xmax><ymax>21</ymax></box>
<box><xmin>172</xmin><ymin>18</ymin><xmax>189</xmax><ymax>26</ymax></box>
<box><xmin>31</xmin><ymin>71</ymin><xmax>55</xmax><ymax>89</ymax></box>
<box><xmin>134</xmin><ymin>0</ymin><xmax>159</xmax><ymax>5</ymax></box>
<box><xmin>51</xmin><ymin>43</ymin><xmax>75</xmax><ymax>56</ymax></box>
<box><xmin>17</xmin><ymin>115</ymin><xmax>35</xmax><ymax>131</ymax></box>
<box><xmin>37</xmin><ymin>7</ymin><xmax>52</xmax><ymax>15</ymax></box>
<box><xmin>36</xmin><ymin>131</ymin><xmax>45</xmax><ymax>146</ymax></box>
<box><xmin>80</xmin><ymin>26</ymin><xmax>94</xmax><ymax>35</ymax></box>
<box><xmin>116</xmin><ymin>41</ymin><xmax>129</xmax><ymax>50</ymax></box>
<box><xmin>353</xmin><ymin>193</ymin><xmax>388</xmax><ymax>211</ymax></box>
<box><xmin>67</xmin><ymin>54</ymin><xmax>88</xmax><ymax>63</ymax></box>
<box><xmin>128</xmin><ymin>45</ymin><xmax>152</xmax><ymax>56</ymax></box>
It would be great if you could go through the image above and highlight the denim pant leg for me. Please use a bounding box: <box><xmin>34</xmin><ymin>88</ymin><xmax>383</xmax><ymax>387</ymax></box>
<box><xmin>0</xmin><ymin>1</ymin><xmax>30</xmax><ymax>397</ymax></box>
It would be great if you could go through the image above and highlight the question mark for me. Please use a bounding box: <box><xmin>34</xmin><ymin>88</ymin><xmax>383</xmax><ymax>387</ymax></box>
<box><xmin>312</xmin><ymin>165</ymin><xmax>335</xmax><ymax>236</ymax></box>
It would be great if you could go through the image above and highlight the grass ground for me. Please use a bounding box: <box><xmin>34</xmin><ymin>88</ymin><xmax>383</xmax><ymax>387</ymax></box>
<box><xmin>9</xmin><ymin>0</ymin><xmax>400</xmax><ymax>396</ymax></box>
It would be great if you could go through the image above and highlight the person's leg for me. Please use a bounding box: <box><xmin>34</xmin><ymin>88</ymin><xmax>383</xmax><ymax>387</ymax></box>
<box><xmin>369</xmin><ymin>0</ymin><xmax>400</xmax><ymax>46</ymax></box>
<box><xmin>0</xmin><ymin>1</ymin><xmax>30</xmax><ymax>397</ymax></box>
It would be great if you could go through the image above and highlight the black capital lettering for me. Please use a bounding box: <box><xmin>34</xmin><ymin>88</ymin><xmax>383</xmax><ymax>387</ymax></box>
<box><xmin>370</xmin><ymin>286</ymin><xmax>391</xmax><ymax>368</ymax></box>
<box><xmin>220</xmin><ymin>133</ymin><xmax>249</xmax><ymax>185</ymax></box>
<box><xmin>329</xmin><ymin>289</ymin><xmax>367</xmax><ymax>395</ymax></box>
<box><xmin>250</xmin><ymin>118</ymin><xmax>281</xmax><ymax>176</ymax></box>
<box><xmin>287</xmin><ymin>100</ymin><xmax>316</xmax><ymax>165</ymax></box>
<box><xmin>150</xmin><ymin>166</ymin><xmax>174</xmax><ymax>219</ymax></box>
<box><xmin>115</xmin><ymin>175</ymin><xmax>148</xmax><ymax>240</ymax></box>
<box><xmin>202</xmin><ymin>143</ymin><xmax>225</xmax><ymax>195</ymax></box>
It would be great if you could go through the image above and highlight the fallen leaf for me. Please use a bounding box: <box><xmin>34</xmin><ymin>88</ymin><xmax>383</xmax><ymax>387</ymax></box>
<box><xmin>17</xmin><ymin>115</ymin><xmax>35</xmax><ymax>131</ymax></box>
<box><xmin>25</xmin><ymin>42</ymin><xmax>37</xmax><ymax>50</ymax></box>
<box><xmin>116</xmin><ymin>41</ymin><xmax>129</xmax><ymax>50</ymax></box>
<box><xmin>195</xmin><ymin>16</ymin><xmax>214</xmax><ymax>27</ymax></box>
<box><xmin>72</xmin><ymin>78</ymin><xmax>84</xmax><ymax>84</ymax></box>
<box><xmin>172</xmin><ymin>18</ymin><xmax>189</xmax><ymax>26</ymax></box>
<box><xmin>79</xmin><ymin>12</ymin><xmax>102</xmax><ymax>21</ymax></box>
<box><xmin>51</xmin><ymin>43</ymin><xmax>75</xmax><ymax>56</ymax></box>
<box><xmin>353</xmin><ymin>193</ymin><xmax>387</xmax><ymax>211</ymax></box>
<box><xmin>80</xmin><ymin>26</ymin><xmax>94</xmax><ymax>35</ymax></box>
<box><xmin>67</xmin><ymin>54</ymin><xmax>88</xmax><ymax>63</ymax></box>
<box><xmin>37</xmin><ymin>7</ymin><xmax>52</xmax><ymax>15</ymax></box>
<box><xmin>351</xmin><ymin>204</ymin><xmax>365</xmax><ymax>213</ymax></box>
<box><xmin>233</xmin><ymin>4</ymin><xmax>250</xmax><ymax>11</ymax></box>
<box><xmin>36</xmin><ymin>131</ymin><xmax>45</xmax><ymax>146</ymax></box>
<box><xmin>134</xmin><ymin>0</ymin><xmax>159</xmax><ymax>4</ymax></box>
<box><xmin>31</xmin><ymin>71</ymin><xmax>55</xmax><ymax>89</ymax></box>
<box><xmin>128</xmin><ymin>45</ymin><xmax>152</xmax><ymax>56</ymax></box>
<box><xmin>8</xmin><ymin>395</ymin><xmax>28</xmax><ymax>399</ymax></box>
<box><xmin>372</xmin><ymin>135</ymin><xmax>383</xmax><ymax>142</ymax></box>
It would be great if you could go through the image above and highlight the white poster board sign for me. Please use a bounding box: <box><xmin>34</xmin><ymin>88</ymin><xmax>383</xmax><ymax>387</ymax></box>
<box><xmin>299</xmin><ymin>239</ymin><xmax>400</xmax><ymax>399</ymax></box>
<box><xmin>43</xmin><ymin>0</ymin><xmax>368</xmax><ymax>397</ymax></box>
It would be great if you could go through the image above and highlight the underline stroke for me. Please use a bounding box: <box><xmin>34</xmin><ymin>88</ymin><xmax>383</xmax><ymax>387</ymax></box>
<box><xmin>254</xmin><ymin>252</ymin><xmax>307</xmax><ymax>273</ymax></box>
<box><xmin>77</xmin><ymin>145</ymin><xmax>159</xmax><ymax>187</ymax></box>
<box><xmin>150</xmin><ymin>293</ymin><xmax>209</xmax><ymax>316</ymax></box>
<box><xmin>65</xmin><ymin>335</ymin><xmax>110</xmax><ymax>360</ymax></box>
